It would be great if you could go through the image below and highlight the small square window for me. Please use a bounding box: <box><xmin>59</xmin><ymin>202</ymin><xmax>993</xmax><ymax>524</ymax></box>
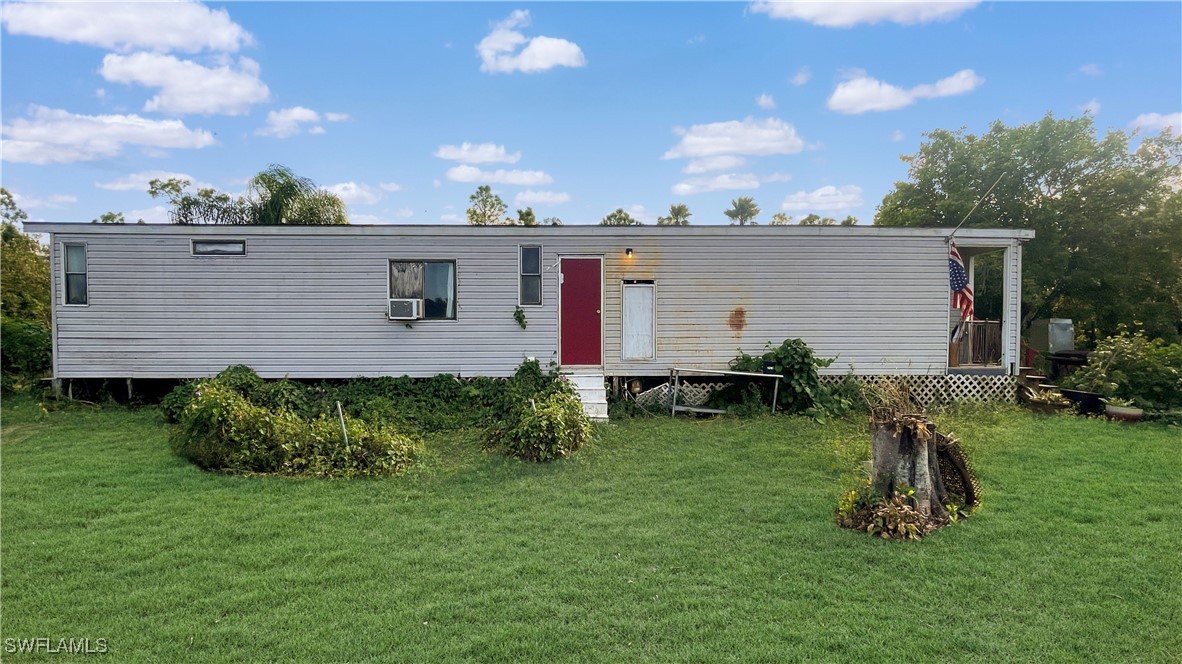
<box><xmin>519</xmin><ymin>246</ymin><xmax>542</xmax><ymax>306</ymax></box>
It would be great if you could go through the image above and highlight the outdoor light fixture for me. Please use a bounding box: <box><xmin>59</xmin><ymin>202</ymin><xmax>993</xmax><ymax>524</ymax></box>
<box><xmin>625</xmin><ymin>248</ymin><xmax>634</xmax><ymax>257</ymax></box>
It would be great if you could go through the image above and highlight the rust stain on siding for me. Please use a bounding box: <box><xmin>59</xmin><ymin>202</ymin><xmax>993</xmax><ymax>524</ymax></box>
<box><xmin>727</xmin><ymin>307</ymin><xmax>747</xmax><ymax>332</ymax></box>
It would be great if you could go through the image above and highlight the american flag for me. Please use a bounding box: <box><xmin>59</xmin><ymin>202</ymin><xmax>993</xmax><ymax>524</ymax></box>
<box><xmin>949</xmin><ymin>242</ymin><xmax>974</xmax><ymax>321</ymax></box>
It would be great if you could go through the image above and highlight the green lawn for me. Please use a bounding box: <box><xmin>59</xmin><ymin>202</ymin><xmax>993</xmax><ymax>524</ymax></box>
<box><xmin>2</xmin><ymin>398</ymin><xmax>1179</xmax><ymax>662</ymax></box>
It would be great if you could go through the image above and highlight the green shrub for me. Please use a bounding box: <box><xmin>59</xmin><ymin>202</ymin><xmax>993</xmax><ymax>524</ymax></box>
<box><xmin>256</xmin><ymin>378</ymin><xmax>317</xmax><ymax>418</ymax></box>
<box><xmin>1060</xmin><ymin>327</ymin><xmax>1182</xmax><ymax>411</ymax></box>
<box><xmin>489</xmin><ymin>386</ymin><xmax>592</xmax><ymax>462</ymax></box>
<box><xmin>169</xmin><ymin>373</ymin><xmax>421</xmax><ymax>477</ymax></box>
<box><xmin>711</xmin><ymin>338</ymin><xmax>852</xmax><ymax>420</ymax></box>
<box><xmin>282</xmin><ymin>415</ymin><xmax>421</xmax><ymax>478</ymax></box>
<box><xmin>1</xmin><ymin>316</ymin><xmax>51</xmax><ymax>383</ymax></box>
<box><xmin>215</xmin><ymin>364</ymin><xmax>266</xmax><ymax>399</ymax></box>
<box><xmin>160</xmin><ymin>380</ymin><xmax>198</xmax><ymax>423</ymax></box>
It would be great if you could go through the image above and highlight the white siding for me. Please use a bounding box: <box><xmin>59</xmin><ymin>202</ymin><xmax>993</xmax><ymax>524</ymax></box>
<box><xmin>33</xmin><ymin>225</ymin><xmax>1032</xmax><ymax>379</ymax></box>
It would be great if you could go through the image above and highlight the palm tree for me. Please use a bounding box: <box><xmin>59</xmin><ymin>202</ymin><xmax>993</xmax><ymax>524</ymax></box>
<box><xmin>724</xmin><ymin>197</ymin><xmax>760</xmax><ymax>225</ymax></box>
<box><xmin>247</xmin><ymin>165</ymin><xmax>347</xmax><ymax>225</ymax></box>
<box><xmin>657</xmin><ymin>203</ymin><xmax>692</xmax><ymax>225</ymax></box>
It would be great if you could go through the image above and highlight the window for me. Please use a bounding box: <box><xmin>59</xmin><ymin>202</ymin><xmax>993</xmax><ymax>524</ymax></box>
<box><xmin>63</xmin><ymin>243</ymin><xmax>88</xmax><ymax>305</ymax></box>
<box><xmin>389</xmin><ymin>260</ymin><xmax>456</xmax><ymax>320</ymax></box>
<box><xmin>519</xmin><ymin>245</ymin><xmax>542</xmax><ymax>306</ymax></box>
<box><xmin>192</xmin><ymin>239</ymin><xmax>246</xmax><ymax>256</ymax></box>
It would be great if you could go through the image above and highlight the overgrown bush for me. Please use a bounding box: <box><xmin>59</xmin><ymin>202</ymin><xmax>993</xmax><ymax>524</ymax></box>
<box><xmin>160</xmin><ymin>380</ymin><xmax>198</xmax><ymax>423</ymax></box>
<box><xmin>712</xmin><ymin>339</ymin><xmax>854</xmax><ymax>420</ymax></box>
<box><xmin>169</xmin><ymin>368</ymin><xmax>420</xmax><ymax>477</ymax></box>
<box><xmin>836</xmin><ymin>483</ymin><xmax>943</xmax><ymax>541</ymax></box>
<box><xmin>487</xmin><ymin>383</ymin><xmax>592</xmax><ymax>462</ymax></box>
<box><xmin>282</xmin><ymin>415</ymin><xmax>420</xmax><ymax>478</ymax></box>
<box><xmin>1060</xmin><ymin>326</ymin><xmax>1182</xmax><ymax>411</ymax></box>
<box><xmin>1</xmin><ymin>316</ymin><xmax>51</xmax><ymax>388</ymax></box>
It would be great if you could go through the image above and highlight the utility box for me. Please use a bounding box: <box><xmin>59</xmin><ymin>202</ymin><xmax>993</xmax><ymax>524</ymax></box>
<box><xmin>1029</xmin><ymin>319</ymin><xmax>1074</xmax><ymax>354</ymax></box>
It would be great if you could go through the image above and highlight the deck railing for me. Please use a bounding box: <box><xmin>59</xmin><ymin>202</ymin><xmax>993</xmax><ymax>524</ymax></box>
<box><xmin>956</xmin><ymin>320</ymin><xmax>1002</xmax><ymax>366</ymax></box>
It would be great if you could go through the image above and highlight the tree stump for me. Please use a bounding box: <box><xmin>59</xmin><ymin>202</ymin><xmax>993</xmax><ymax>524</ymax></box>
<box><xmin>869</xmin><ymin>407</ymin><xmax>950</xmax><ymax>521</ymax></box>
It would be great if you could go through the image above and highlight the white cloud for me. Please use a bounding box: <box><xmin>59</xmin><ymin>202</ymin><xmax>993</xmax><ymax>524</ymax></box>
<box><xmin>1079</xmin><ymin>99</ymin><xmax>1101</xmax><ymax>116</ymax></box>
<box><xmin>627</xmin><ymin>205</ymin><xmax>652</xmax><ymax>224</ymax></box>
<box><xmin>433</xmin><ymin>179</ymin><xmax>442</xmax><ymax>189</ymax></box>
<box><xmin>1079</xmin><ymin>63</ymin><xmax>1102</xmax><ymax>76</ymax></box>
<box><xmin>781</xmin><ymin>185</ymin><xmax>864</xmax><ymax>211</ymax></box>
<box><xmin>325</xmin><ymin>182</ymin><xmax>381</xmax><ymax>206</ymax></box>
<box><xmin>1</xmin><ymin>0</ymin><xmax>253</xmax><ymax>53</ymax></box>
<box><xmin>684</xmin><ymin>155</ymin><xmax>747</xmax><ymax>174</ymax></box>
<box><xmin>9</xmin><ymin>191</ymin><xmax>77</xmax><ymax>209</ymax></box>
<box><xmin>445</xmin><ymin>164</ymin><xmax>553</xmax><ymax>186</ymax></box>
<box><xmin>100</xmin><ymin>52</ymin><xmax>269</xmax><ymax>115</ymax></box>
<box><xmin>514</xmin><ymin>190</ymin><xmax>571</xmax><ymax>205</ymax></box>
<box><xmin>477</xmin><ymin>10</ymin><xmax>586</xmax><ymax>74</ymax></box>
<box><xmin>393</xmin><ymin>208</ymin><xmax>414</xmax><ymax>218</ymax></box>
<box><xmin>379</xmin><ymin>182</ymin><xmax>403</xmax><ymax>192</ymax></box>
<box><xmin>889</xmin><ymin>130</ymin><xmax>905</xmax><ymax>142</ymax></box>
<box><xmin>1</xmin><ymin>105</ymin><xmax>215</xmax><ymax>164</ymax></box>
<box><xmin>324</xmin><ymin>112</ymin><xmax>350</xmax><ymax>122</ymax></box>
<box><xmin>763</xmin><ymin>172</ymin><xmax>792</xmax><ymax>183</ymax></box>
<box><xmin>750</xmin><ymin>1</ymin><xmax>978</xmax><ymax>27</ymax></box>
<box><xmin>126</xmin><ymin>205</ymin><xmax>171</xmax><ymax>224</ymax></box>
<box><xmin>1130</xmin><ymin>112</ymin><xmax>1182</xmax><ymax>135</ymax></box>
<box><xmin>95</xmin><ymin>170</ymin><xmax>210</xmax><ymax>192</ymax></box>
<box><xmin>790</xmin><ymin>67</ymin><xmax>812</xmax><ymax>86</ymax></box>
<box><xmin>257</xmin><ymin>107</ymin><xmax>327</xmax><ymax>138</ymax></box>
<box><xmin>440</xmin><ymin>213</ymin><xmax>463</xmax><ymax>223</ymax></box>
<box><xmin>434</xmin><ymin>142</ymin><xmax>521</xmax><ymax>164</ymax></box>
<box><xmin>756</xmin><ymin>93</ymin><xmax>776</xmax><ymax>109</ymax></box>
<box><xmin>663</xmin><ymin>117</ymin><xmax>805</xmax><ymax>159</ymax></box>
<box><xmin>827</xmin><ymin>69</ymin><xmax>984</xmax><ymax>114</ymax></box>
<box><xmin>672</xmin><ymin>173</ymin><xmax>761</xmax><ymax>196</ymax></box>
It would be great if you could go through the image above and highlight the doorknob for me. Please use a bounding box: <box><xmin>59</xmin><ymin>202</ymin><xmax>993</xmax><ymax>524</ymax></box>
<box><xmin>597</xmin><ymin>309</ymin><xmax>601</xmax><ymax>314</ymax></box>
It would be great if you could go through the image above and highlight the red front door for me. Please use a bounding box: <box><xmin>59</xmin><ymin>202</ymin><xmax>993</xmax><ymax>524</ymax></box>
<box><xmin>560</xmin><ymin>257</ymin><xmax>602</xmax><ymax>366</ymax></box>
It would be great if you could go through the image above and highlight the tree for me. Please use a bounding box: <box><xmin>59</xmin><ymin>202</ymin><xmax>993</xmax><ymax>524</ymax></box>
<box><xmin>770</xmin><ymin>212</ymin><xmax>792</xmax><ymax>225</ymax></box>
<box><xmin>91</xmin><ymin>211</ymin><xmax>125</xmax><ymax>224</ymax></box>
<box><xmin>839</xmin><ymin>215</ymin><xmax>858</xmax><ymax>226</ymax></box>
<box><xmin>1</xmin><ymin>188</ymin><xmax>28</xmax><ymax>226</ymax></box>
<box><xmin>247</xmin><ymin>165</ymin><xmax>347</xmax><ymax>225</ymax></box>
<box><xmin>798</xmin><ymin>214</ymin><xmax>835</xmax><ymax>225</ymax></box>
<box><xmin>149</xmin><ymin>165</ymin><xmax>347</xmax><ymax>225</ymax></box>
<box><xmin>542</xmin><ymin>216</ymin><xmax>563</xmax><ymax>226</ymax></box>
<box><xmin>875</xmin><ymin>113</ymin><xmax>1182</xmax><ymax>342</ymax></box>
<box><xmin>657</xmin><ymin>203</ymin><xmax>692</xmax><ymax>226</ymax></box>
<box><xmin>600</xmin><ymin>208</ymin><xmax>641</xmax><ymax>226</ymax></box>
<box><xmin>1</xmin><ymin>191</ymin><xmax>50</xmax><ymax>326</ymax></box>
<box><xmin>517</xmin><ymin>207</ymin><xmax>537</xmax><ymax>226</ymax></box>
<box><xmin>466</xmin><ymin>185</ymin><xmax>507</xmax><ymax>226</ymax></box>
<box><xmin>723</xmin><ymin>197</ymin><xmax>760</xmax><ymax>225</ymax></box>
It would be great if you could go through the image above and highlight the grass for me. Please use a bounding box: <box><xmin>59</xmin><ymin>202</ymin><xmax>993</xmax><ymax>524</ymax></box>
<box><xmin>2</xmin><ymin>397</ymin><xmax>1180</xmax><ymax>662</ymax></box>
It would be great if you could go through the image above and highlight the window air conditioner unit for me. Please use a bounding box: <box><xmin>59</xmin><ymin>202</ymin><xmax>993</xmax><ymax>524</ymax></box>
<box><xmin>388</xmin><ymin>298</ymin><xmax>423</xmax><ymax>320</ymax></box>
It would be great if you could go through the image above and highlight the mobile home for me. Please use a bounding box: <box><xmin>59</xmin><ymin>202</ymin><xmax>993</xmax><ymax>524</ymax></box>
<box><xmin>26</xmin><ymin>223</ymin><xmax>1033</xmax><ymax>390</ymax></box>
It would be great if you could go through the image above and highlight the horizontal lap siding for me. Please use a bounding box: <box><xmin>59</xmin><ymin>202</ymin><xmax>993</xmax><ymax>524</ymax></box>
<box><xmin>597</xmin><ymin>236</ymin><xmax>948</xmax><ymax>376</ymax></box>
<box><xmin>51</xmin><ymin>228</ymin><xmax>959</xmax><ymax>379</ymax></box>
<box><xmin>53</xmin><ymin>235</ymin><xmax>557</xmax><ymax>378</ymax></box>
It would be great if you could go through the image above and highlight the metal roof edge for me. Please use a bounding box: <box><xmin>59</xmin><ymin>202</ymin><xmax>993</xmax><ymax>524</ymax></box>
<box><xmin>21</xmin><ymin>222</ymin><xmax>1036</xmax><ymax>240</ymax></box>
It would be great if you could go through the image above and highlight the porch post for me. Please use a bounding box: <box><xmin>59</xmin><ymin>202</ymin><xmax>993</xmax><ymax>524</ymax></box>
<box><xmin>1001</xmin><ymin>240</ymin><xmax>1023</xmax><ymax>375</ymax></box>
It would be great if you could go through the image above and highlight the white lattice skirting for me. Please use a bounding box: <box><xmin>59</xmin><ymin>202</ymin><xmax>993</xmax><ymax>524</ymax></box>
<box><xmin>635</xmin><ymin>375</ymin><xmax>1017</xmax><ymax>410</ymax></box>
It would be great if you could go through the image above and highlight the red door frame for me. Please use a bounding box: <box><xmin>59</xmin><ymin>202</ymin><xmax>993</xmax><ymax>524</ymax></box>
<box><xmin>558</xmin><ymin>256</ymin><xmax>603</xmax><ymax>367</ymax></box>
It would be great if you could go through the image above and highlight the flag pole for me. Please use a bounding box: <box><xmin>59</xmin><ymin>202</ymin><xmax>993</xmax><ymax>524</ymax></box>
<box><xmin>948</xmin><ymin>173</ymin><xmax>1004</xmax><ymax>243</ymax></box>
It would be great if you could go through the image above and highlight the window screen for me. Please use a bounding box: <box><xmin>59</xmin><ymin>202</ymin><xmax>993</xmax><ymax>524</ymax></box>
<box><xmin>64</xmin><ymin>243</ymin><xmax>88</xmax><ymax>305</ymax></box>
<box><xmin>519</xmin><ymin>246</ymin><xmax>542</xmax><ymax>306</ymax></box>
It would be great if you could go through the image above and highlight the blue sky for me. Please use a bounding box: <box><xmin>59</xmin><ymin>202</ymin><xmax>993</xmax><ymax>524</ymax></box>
<box><xmin>2</xmin><ymin>1</ymin><xmax>1180</xmax><ymax>226</ymax></box>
